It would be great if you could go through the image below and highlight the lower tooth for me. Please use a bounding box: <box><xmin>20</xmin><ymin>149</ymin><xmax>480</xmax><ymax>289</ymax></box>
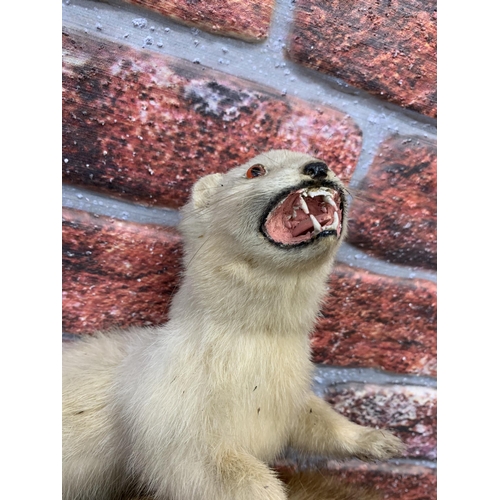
<box><xmin>332</xmin><ymin>211</ymin><xmax>339</xmax><ymax>229</ymax></box>
<box><xmin>310</xmin><ymin>214</ymin><xmax>322</xmax><ymax>234</ymax></box>
<box><xmin>324</xmin><ymin>212</ymin><xmax>340</xmax><ymax>232</ymax></box>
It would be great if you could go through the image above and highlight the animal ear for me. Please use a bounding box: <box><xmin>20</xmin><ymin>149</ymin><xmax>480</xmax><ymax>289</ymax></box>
<box><xmin>191</xmin><ymin>173</ymin><xmax>224</xmax><ymax>209</ymax></box>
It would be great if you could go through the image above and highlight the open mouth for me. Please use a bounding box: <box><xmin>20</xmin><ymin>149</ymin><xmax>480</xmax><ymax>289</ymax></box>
<box><xmin>261</xmin><ymin>183</ymin><xmax>345</xmax><ymax>247</ymax></box>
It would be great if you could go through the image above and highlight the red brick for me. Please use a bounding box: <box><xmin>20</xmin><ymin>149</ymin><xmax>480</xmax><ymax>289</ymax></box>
<box><xmin>275</xmin><ymin>467</ymin><xmax>383</xmax><ymax>499</ymax></box>
<box><xmin>312</xmin><ymin>264</ymin><xmax>436</xmax><ymax>377</ymax></box>
<box><xmin>62</xmin><ymin>30</ymin><xmax>362</xmax><ymax>209</ymax></box>
<box><xmin>326</xmin><ymin>462</ymin><xmax>436</xmax><ymax>500</ymax></box>
<box><xmin>124</xmin><ymin>0</ymin><xmax>275</xmax><ymax>42</ymax></box>
<box><xmin>62</xmin><ymin>208</ymin><xmax>183</xmax><ymax>334</ymax></box>
<box><xmin>274</xmin><ymin>460</ymin><xmax>437</xmax><ymax>500</ymax></box>
<box><xmin>347</xmin><ymin>135</ymin><xmax>437</xmax><ymax>269</ymax></box>
<box><xmin>275</xmin><ymin>461</ymin><xmax>436</xmax><ymax>500</ymax></box>
<box><xmin>288</xmin><ymin>0</ymin><xmax>437</xmax><ymax>117</ymax></box>
<box><xmin>325</xmin><ymin>383</ymin><xmax>436</xmax><ymax>460</ymax></box>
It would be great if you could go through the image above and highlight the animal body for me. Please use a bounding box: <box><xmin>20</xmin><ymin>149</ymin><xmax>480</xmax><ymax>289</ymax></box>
<box><xmin>63</xmin><ymin>150</ymin><xmax>404</xmax><ymax>499</ymax></box>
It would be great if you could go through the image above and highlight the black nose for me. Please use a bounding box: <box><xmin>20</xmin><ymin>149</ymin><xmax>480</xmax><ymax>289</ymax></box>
<box><xmin>303</xmin><ymin>162</ymin><xmax>329</xmax><ymax>180</ymax></box>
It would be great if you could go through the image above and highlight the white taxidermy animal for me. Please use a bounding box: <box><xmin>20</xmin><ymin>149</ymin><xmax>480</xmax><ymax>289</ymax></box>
<box><xmin>63</xmin><ymin>150</ymin><xmax>404</xmax><ymax>499</ymax></box>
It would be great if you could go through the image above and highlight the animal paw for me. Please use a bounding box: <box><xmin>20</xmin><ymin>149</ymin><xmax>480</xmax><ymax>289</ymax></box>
<box><xmin>354</xmin><ymin>428</ymin><xmax>405</xmax><ymax>461</ymax></box>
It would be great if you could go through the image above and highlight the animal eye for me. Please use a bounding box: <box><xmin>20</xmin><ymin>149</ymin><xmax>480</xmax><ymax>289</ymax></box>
<box><xmin>246</xmin><ymin>164</ymin><xmax>267</xmax><ymax>179</ymax></box>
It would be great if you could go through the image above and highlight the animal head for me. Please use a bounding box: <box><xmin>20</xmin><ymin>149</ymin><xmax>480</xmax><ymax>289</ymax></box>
<box><xmin>180</xmin><ymin>150</ymin><xmax>349</xmax><ymax>271</ymax></box>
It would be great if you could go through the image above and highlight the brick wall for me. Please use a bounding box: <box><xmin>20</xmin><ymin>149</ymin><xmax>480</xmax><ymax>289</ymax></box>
<box><xmin>62</xmin><ymin>0</ymin><xmax>437</xmax><ymax>498</ymax></box>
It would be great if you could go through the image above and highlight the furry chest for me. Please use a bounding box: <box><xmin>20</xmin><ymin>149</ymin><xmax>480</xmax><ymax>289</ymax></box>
<box><xmin>198</xmin><ymin>336</ymin><xmax>311</xmax><ymax>458</ymax></box>
<box><xmin>205</xmin><ymin>372</ymin><xmax>307</xmax><ymax>460</ymax></box>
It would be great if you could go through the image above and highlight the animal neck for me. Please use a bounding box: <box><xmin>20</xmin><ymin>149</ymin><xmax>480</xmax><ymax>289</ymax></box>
<box><xmin>170</xmin><ymin>242</ymin><xmax>335</xmax><ymax>339</ymax></box>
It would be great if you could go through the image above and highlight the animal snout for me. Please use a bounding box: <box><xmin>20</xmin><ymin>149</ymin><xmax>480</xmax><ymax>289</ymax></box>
<box><xmin>302</xmin><ymin>162</ymin><xmax>329</xmax><ymax>180</ymax></box>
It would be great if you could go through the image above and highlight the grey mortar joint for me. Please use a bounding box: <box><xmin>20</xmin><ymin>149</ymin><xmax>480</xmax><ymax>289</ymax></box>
<box><xmin>62</xmin><ymin>185</ymin><xmax>181</xmax><ymax>226</ymax></box>
<box><xmin>312</xmin><ymin>365</ymin><xmax>436</xmax><ymax>394</ymax></box>
<box><xmin>281</xmin><ymin>450</ymin><xmax>436</xmax><ymax>470</ymax></box>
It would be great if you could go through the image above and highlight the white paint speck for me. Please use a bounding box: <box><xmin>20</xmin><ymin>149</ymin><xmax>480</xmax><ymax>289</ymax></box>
<box><xmin>132</xmin><ymin>18</ymin><xmax>147</xmax><ymax>28</ymax></box>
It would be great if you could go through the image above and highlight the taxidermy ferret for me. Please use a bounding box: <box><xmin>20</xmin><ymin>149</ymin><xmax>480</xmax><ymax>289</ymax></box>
<box><xmin>63</xmin><ymin>150</ymin><xmax>404</xmax><ymax>499</ymax></box>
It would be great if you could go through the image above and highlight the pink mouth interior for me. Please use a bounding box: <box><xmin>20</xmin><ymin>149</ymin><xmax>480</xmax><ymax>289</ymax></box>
<box><xmin>264</xmin><ymin>189</ymin><xmax>343</xmax><ymax>245</ymax></box>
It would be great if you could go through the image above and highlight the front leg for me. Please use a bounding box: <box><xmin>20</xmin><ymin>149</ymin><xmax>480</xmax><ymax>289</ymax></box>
<box><xmin>289</xmin><ymin>393</ymin><xmax>404</xmax><ymax>461</ymax></box>
<box><xmin>214</xmin><ymin>448</ymin><xmax>288</xmax><ymax>500</ymax></box>
<box><xmin>148</xmin><ymin>448</ymin><xmax>288</xmax><ymax>500</ymax></box>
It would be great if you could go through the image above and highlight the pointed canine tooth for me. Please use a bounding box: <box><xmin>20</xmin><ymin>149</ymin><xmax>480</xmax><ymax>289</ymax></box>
<box><xmin>324</xmin><ymin>195</ymin><xmax>338</xmax><ymax>210</ymax></box>
<box><xmin>331</xmin><ymin>211</ymin><xmax>339</xmax><ymax>230</ymax></box>
<box><xmin>324</xmin><ymin>213</ymin><xmax>339</xmax><ymax>233</ymax></box>
<box><xmin>310</xmin><ymin>214</ymin><xmax>322</xmax><ymax>234</ymax></box>
<box><xmin>299</xmin><ymin>196</ymin><xmax>310</xmax><ymax>214</ymax></box>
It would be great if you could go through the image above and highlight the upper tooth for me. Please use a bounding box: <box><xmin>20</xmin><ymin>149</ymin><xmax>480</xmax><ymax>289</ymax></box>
<box><xmin>310</xmin><ymin>214</ymin><xmax>322</xmax><ymax>234</ymax></box>
<box><xmin>299</xmin><ymin>196</ymin><xmax>309</xmax><ymax>214</ymax></box>
<box><xmin>324</xmin><ymin>195</ymin><xmax>338</xmax><ymax>210</ymax></box>
<box><xmin>307</xmin><ymin>189</ymin><xmax>331</xmax><ymax>198</ymax></box>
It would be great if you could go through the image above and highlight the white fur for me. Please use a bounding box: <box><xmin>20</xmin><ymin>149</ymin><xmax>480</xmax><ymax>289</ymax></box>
<box><xmin>63</xmin><ymin>150</ymin><xmax>404</xmax><ymax>499</ymax></box>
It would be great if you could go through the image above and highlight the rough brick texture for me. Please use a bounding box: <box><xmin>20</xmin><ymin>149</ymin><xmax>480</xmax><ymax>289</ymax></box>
<box><xmin>325</xmin><ymin>383</ymin><xmax>436</xmax><ymax>460</ymax></box>
<box><xmin>326</xmin><ymin>462</ymin><xmax>437</xmax><ymax>500</ymax></box>
<box><xmin>312</xmin><ymin>264</ymin><xmax>436</xmax><ymax>376</ymax></box>
<box><xmin>62</xmin><ymin>208</ymin><xmax>183</xmax><ymax>334</ymax></box>
<box><xmin>275</xmin><ymin>461</ymin><xmax>436</xmax><ymax>500</ymax></box>
<box><xmin>62</xmin><ymin>30</ymin><xmax>362</xmax><ymax>209</ymax></box>
<box><xmin>124</xmin><ymin>0</ymin><xmax>275</xmax><ymax>42</ymax></box>
<box><xmin>347</xmin><ymin>135</ymin><xmax>437</xmax><ymax>269</ymax></box>
<box><xmin>289</xmin><ymin>0</ymin><xmax>437</xmax><ymax>117</ymax></box>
